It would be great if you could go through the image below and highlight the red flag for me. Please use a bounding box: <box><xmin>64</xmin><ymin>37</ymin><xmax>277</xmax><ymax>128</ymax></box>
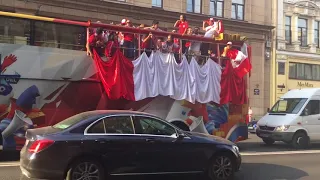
<box><xmin>92</xmin><ymin>49</ymin><xmax>135</xmax><ymax>101</ymax></box>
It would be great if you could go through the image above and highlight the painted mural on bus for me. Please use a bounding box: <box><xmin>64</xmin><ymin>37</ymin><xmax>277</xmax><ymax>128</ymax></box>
<box><xmin>0</xmin><ymin>43</ymin><xmax>248</xmax><ymax>150</ymax></box>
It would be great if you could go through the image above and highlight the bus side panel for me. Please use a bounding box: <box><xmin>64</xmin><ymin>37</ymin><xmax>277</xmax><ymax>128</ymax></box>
<box><xmin>124</xmin><ymin>97</ymin><xmax>249</xmax><ymax>142</ymax></box>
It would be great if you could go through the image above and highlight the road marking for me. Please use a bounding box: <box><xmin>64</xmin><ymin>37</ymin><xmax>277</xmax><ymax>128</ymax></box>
<box><xmin>0</xmin><ymin>161</ymin><xmax>20</xmax><ymax>167</ymax></box>
<box><xmin>241</xmin><ymin>150</ymin><xmax>320</xmax><ymax>156</ymax></box>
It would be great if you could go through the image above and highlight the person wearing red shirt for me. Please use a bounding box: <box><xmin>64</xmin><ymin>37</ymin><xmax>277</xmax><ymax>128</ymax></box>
<box><xmin>105</xmin><ymin>32</ymin><xmax>120</xmax><ymax>58</ymax></box>
<box><xmin>86</xmin><ymin>28</ymin><xmax>105</xmax><ymax>57</ymax></box>
<box><xmin>174</xmin><ymin>15</ymin><xmax>189</xmax><ymax>35</ymax></box>
<box><xmin>123</xmin><ymin>19</ymin><xmax>135</xmax><ymax>59</ymax></box>
<box><xmin>174</xmin><ymin>15</ymin><xmax>189</xmax><ymax>54</ymax></box>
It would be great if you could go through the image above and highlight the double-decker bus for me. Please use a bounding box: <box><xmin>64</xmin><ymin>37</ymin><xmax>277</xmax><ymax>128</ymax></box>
<box><xmin>0</xmin><ymin>11</ymin><xmax>250</xmax><ymax>151</ymax></box>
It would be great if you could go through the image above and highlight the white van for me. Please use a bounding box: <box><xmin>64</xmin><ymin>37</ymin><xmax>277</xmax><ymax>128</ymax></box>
<box><xmin>257</xmin><ymin>88</ymin><xmax>320</xmax><ymax>149</ymax></box>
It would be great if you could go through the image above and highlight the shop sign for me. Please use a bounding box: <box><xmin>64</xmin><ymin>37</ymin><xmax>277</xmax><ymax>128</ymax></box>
<box><xmin>254</xmin><ymin>89</ymin><xmax>260</xmax><ymax>95</ymax></box>
<box><xmin>297</xmin><ymin>82</ymin><xmax>313</xmax><ymax>88</ymax></box>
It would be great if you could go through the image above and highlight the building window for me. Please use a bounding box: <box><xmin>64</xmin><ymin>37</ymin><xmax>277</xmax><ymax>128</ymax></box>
<box><xmin>298</xmin><ymin>18</ymin><xmax>308</xmax><ymax>47</ymax></box>
<box><xmin>285</xmin><ymin>16</ymin><xmax>291</xmax><ymax>44</ymax></box>
<box><xmin>315</xmin><ymin>21</ymin><xmax>319</xmax><ymax>48</ymax></box>
<box><xmin>187</xmin><ymin>0</ymin><xmax>202</xmax><ymax>13</ymax></box>
<box><xmin>278</xmin><ymin>62</ymin><xmax>285</xmax><ymax>75</ymax></box>
<box><xmin>152</xmin><ymin>0</ymin><xmax>162</xmax><ymax>8</ymax></box>
<box><xmin>289</xmin><ymin>63</ymin><xmax>296</xmax><ymax>79</ymax></box>
<box><xmin>210</xmin><ymin>0</ymin><xmax>224</xmax><ymax>17</ymax></box>
<box><xmin>231</xmin><ymin>0</ymin><xmax>244</xmax><ymax>20</ymax></box>
<box><xmin>289</xmin><ymin>62</ymin><xmax>320</xmax><ymax>80</ymax></box>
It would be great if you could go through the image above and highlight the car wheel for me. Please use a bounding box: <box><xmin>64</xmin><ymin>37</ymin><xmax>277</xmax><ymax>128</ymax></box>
<box><xmin>262</xmin><ymin>138</ymin><xmax>275</xmax><ymax>145</ymax></box>
<box><xmin>292</xmin><ymin>132</ymin><xmax>309</xmax><ymax>149</ymax></box>
<box><xmin>66</xmin><ymin>158</ymin><xmax>104</xmax><ymax>180</ymax></box>
<box><xmin>208</xmin><ymin>153</ymin><xmax>235</xmax><ymax>180</ymax></box>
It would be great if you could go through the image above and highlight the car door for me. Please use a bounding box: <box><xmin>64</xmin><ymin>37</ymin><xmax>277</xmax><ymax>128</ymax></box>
<box><xmin>132</xmin><ymin>115</ymin><xmax>205</xmax><ymax>174</ymax></box>
<box><xmin>301</xmin><ymin>99</ymin><xmax>320</xmax><ymax>141</ymax></box>
<box><xmin>83</xmin><ymin>115</ymin><xmax>141</xmax><ymax>175</ymax></box>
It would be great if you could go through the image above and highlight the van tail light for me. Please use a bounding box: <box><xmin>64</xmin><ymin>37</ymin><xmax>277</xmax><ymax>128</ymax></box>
<box><xmin>28</xmin><ymin>139</ymin><xmax>54</xmax><ymax>153</ymax></box>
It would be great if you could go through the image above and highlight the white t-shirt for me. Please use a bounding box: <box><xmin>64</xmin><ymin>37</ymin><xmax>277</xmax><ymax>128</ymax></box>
<box><xmin>204</xmin><ymin>22</ymin><xmax>218</xmax><ymax>38</ymax></box>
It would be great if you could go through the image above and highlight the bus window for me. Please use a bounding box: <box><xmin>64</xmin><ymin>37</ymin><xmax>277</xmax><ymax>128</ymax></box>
<box><xmin>34</xmin><ymin>21</ymin><xmax>86</xmax><ymax>51</ymax></box>
<box><xmin>0</xmin><ymin>16</ymin><xmax>30</xmax><ymax>45</ymax></box>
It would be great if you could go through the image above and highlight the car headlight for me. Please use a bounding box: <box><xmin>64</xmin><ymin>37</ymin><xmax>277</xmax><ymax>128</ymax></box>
<box><xmin>275</xmin><ymin>125</ymin><xmax>290</xmax><ymax>132</ymax></box>
<box><xmin>232</xmin><ymin>145</ymin><xmax>239</xmax><ymax>153</ymax></box>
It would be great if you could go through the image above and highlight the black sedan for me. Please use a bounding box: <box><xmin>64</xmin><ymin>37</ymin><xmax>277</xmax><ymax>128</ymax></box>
<box><xmin>20</xmin><ymin>110</ymin><xmax>241</xmax><ymax>180</ymax></box>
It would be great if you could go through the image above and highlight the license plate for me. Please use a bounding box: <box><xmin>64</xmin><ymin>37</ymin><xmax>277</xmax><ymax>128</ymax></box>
<box><xmin>248</xmin><ymin>127</ymin><xmax>254</xmax><ymax>130</ymax></box>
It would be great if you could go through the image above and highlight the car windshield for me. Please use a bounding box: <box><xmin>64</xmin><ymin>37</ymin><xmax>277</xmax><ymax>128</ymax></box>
<box><xmin>52</xmin><ymin>112</ymin><xmax>99</xmax><ymax>130</ymax></box>
<box><xmin>270</xmin><ymin>98</ymin><xmax>307</xmax><ymax>114</ymax></box>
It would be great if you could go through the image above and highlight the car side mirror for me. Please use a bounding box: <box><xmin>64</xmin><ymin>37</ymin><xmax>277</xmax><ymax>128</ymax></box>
<box><xmin>177</xmin><ymin>131</ymin><xmax>186</xmax><ymax>140</ymax></box>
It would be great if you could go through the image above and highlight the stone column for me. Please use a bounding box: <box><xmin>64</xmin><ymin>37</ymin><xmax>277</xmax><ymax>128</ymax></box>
<box><xmin>277</xmin><ymin>0</ymin><xmax>284</xmax><ymax>40</ymax></box>
<box><xmin>203</xmin><ymin>0</ymin><xmax>210</xmax><ymax>15</ymax></box>
<box><xmin>309</xmin><ymin>18</ymin><xmax>317</xmax><ymax>53</ymax></box>
<box><xmin>277</xmin><ymin>0</ymin><xmax>286</xmax><ymax>50</ymax></box>
<box><xmin>291</xmin><ymin>14</ymin><xmax>300</xmax><ymax>51</ymax></box>
<box><xmin>224</xmin><ymin>0</ymin><xmax>232</xmax><ymax>19</ymax></box>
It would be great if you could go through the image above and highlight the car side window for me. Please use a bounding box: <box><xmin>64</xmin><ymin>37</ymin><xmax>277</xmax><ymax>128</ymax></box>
<box><xmin>87</xmin><ymin>120</ymin><xmax>106</xmax><ymax>134</ymax></box>
<box><xmin>304</xmin><ymin>100</ymin><xmax>320</xmax><ymax>116</ymax></box>
<box><xmin>134</xmin><ymin>116</ymin><xmax>176</xmax><ymax>136</ymax></box>
<box><xmin>104</xmin><ymin>116</ymin><xmax>134</xmax><ymax>134</ymax></box>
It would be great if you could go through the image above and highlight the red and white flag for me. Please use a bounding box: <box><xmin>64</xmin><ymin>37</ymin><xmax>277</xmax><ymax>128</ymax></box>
<box><xmin>226</xmin><ymin>48</ymin><xmax>252</xmax><ymax>78</ymax></box>
<box><xmin>92</xmin><ymin>48</ymin><xmax>250</xmax><ymax>105</ymax></box>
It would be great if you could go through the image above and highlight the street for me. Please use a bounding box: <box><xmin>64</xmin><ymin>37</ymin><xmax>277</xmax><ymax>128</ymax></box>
<box><xmin>1</xmin><ymin>134</ymin><xmax>320</xmax><ymax>180</ymax></box>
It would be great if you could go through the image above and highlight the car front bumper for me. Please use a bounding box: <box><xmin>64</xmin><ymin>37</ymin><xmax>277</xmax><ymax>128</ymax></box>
<box><xmin>256</xmin><ymin>129</ymin><xmax>294</xmax><ymax>142</ymax></box>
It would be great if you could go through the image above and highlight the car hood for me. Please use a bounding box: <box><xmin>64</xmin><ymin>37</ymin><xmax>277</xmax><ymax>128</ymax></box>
<box><xmin>258</xmin><ymin>113</ymin><xmax>297</xmax><ymax>127</ymax></box>
<box><xmin>186</xmin><ymin>131</ymin><xmax>235</xmax><ymax>146</ymax></box>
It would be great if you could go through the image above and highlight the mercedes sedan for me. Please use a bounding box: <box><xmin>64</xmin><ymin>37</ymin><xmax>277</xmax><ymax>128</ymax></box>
<box><xmin>20</xmin><ymin>110</ymin><xmax>241</xmax><ymax>180</ymax></box>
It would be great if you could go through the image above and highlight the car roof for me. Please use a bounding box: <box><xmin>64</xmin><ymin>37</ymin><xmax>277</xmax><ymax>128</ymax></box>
<box><xmin>78</xmin><ymin>110</ymin><xmax>159</xmax><ymax>118</ymax></box>
<box><xmin>282</xmin><ymin>88</ymin><xmax>320</xmax><ymax>99</ymax></box>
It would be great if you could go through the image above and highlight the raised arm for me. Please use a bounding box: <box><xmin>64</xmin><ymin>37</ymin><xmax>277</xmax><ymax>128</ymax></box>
<box><xmin>174</xmin><ymin>20</ymin><xmax>180</xmax><ymax>27</ymax></box>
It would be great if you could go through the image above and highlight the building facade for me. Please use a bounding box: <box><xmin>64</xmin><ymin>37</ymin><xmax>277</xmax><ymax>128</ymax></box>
<box><xmin>272</xmin><ymin>0</ymin><xmax>320</xmax><ymax>105</ymax></box>
<box><xmin>0</xmin><ymin>0</ymin><xmax>273</xmax><ymax>117</ymax></box>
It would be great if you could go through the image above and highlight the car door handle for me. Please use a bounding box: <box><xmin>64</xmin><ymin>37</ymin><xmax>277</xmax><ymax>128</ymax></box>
<box><xmin>145</xmin><ymin>138</ymin><xmax>156</xmax><ymax>143</ymax></box>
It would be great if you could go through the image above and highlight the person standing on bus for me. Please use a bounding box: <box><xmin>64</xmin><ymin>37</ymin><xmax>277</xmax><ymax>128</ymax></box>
<box><xmin>86</xmin><ymin>28</ymin><xmax>105</xmax><ymax>57</ymax></box>
<box><xmin>123</xmin><ymin>19</ymin><xmax>135</xmax><ymax>59</ymax></box>
<box><xmin>174</xmin><ymin>15</ymin><xmax>189</xmax><ymax>54</ymax></box>
<box><xmin>143</xmin><ymin>20</ymin><xmax>162</xmax><ymax>56</ymax></box>
<box><xmin>188</xmin><ymin>27</ymin><xmax>202</xmax><ymax>62</ymax></box>
<box><xmin>162</xmin><ymin>34</ymin><xmax>179</xmax><ymax>54</ymax></box>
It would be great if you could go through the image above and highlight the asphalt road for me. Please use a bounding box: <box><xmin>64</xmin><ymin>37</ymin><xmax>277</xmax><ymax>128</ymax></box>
<box><xmin>1</xmin><ymin>134</ymin><xmax>320</xmax><ymax>180</ymax></box>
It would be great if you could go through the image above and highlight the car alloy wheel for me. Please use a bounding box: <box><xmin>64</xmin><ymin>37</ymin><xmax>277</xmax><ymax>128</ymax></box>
<box><xmin>66</xmin><ymin>159</ymin><xmax>104</xmax><ymax>180</ymax></box>
<box><xmin>72</xmin><ymin>162</ymin><xmax>100</xmax><ymax>180</ymax></box>
<box><xmin>211</xmin><ymin>155</ymin><xmax>234</xmax><ymax>180</ymax></box>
